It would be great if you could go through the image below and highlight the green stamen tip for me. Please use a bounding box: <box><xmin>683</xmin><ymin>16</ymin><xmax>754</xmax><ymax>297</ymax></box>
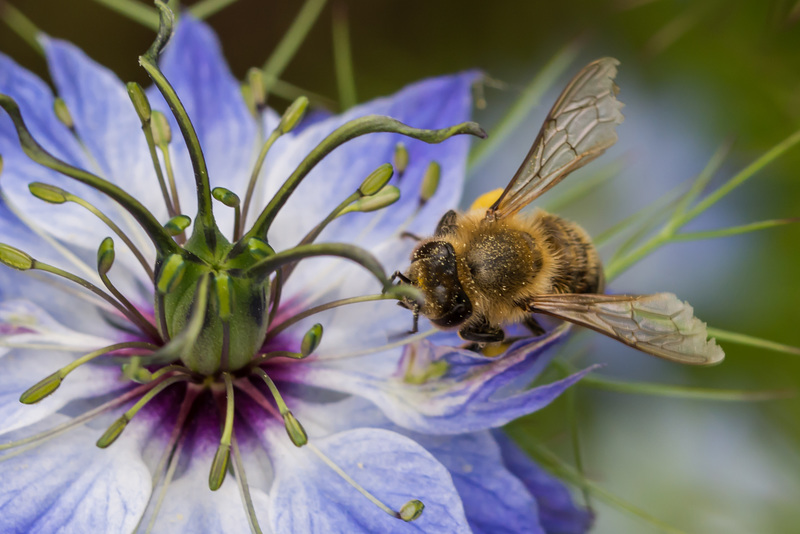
<box><xmin>0</xmin><ymin>155</ymin><xmax>4</xmax><ymax>176</ymax></box>
<box><xmin>283</xmin><ymin>411</ymin><xmax>308</xmax><ymax>447</ymax></box>
<box><xmin>420</xmin><ymin>161</ymin><xmax>441</xmax><ymax>204</ymax></box>
<box><xmin>122</xmin><ymin>357</ymin><xmax>153</xmax><ymax>383</ymax></box>
<box><xmin>164</xmin><ymin>214</ymin><xmax>191</xmax><ymax>236</ymax></box>
<box><xmin>241</xmin><ymin>83</ymin><xmax>256</xmax><ymax>116</ymax></box>
<box><xmin>126</xmin><ymin>82</ymin><xmax>151</xmax><ymax>123</ymax></box>
<box><xmin>28</xmin><ymin>182</ymin><xmax>68</xmax><ymax>204</ymax></box>
<box><xmin>19</xmin><ymin>372</ymin><xmax>62</xmax><ymax>404</ymax></box>
<box><xmin>301</xmin><ymin>323</ymin><xmax>323</xmax><ymax>357</ymax></box>
<box><xmin>247</xmin><ymin>237</ymin><xmax>275</xmax><ymax>259</ymax></box>
<box><xmin>212</xmin><ymin>187</ymin><xmax>240</xmax><ymax>208</ymax></box>
<box><xmin>151</xmin><ymin>110</ymin><xmax>172</xmax><ymax>145</ymax></box>
<box><xmin>209</xmin><ymin>443</ymin><xmax>231</xmax><ymax>491</ymax></box>
<box><xmin>53</xmin><ymin>97</ymin><xmax>73</xmax><ymax>129</ymax></box>
<box><xmin>393</xmin><ymin>142</ymin><xmax>409</xmax><ymax>176</ymax></box>
<box><xmin>341</xmin><ymin>186</ymin><xmax>401</xmax><ymax>215</ymax></box>
<box><xmin>399</xmin><ymin>500</ymin><xmax>425</xmax><ymax>522</ymax></box>
<box><xmin>358</xmin><ymin>163</ymin><xmax>394</xmax><ymax>197</ymax></box>
<box><xmin>96</xmin><ymin>416</ymin><xmax>128</xmax><ymax>448</ymax></box>
<box><xmin>279</xmin><ymin>96</ymin><xmax>309</xmax><ymax>134</ymax></box>
<box><xmin>156</xmin><ymin>253</ymin><xmax>187</xmax><ymax>294</ymax></box>
<box><xmin>214</xmin><ymin>273</ymin><xmax>233</xmax><ymax>320</ymax></box>
<box><xmin>247</xmin><ymin>67</ymin><xmax>266</xmax><ymax>108</ymax></box>
<box><xmin>97</xmin><ymin>237</ymin><xmax>115</xmax><ymax>276</ymax></box>
<box><xmin>0</xmin><ymin>243</ymin><xmax>34</xmax><ymax>270</ymax></box>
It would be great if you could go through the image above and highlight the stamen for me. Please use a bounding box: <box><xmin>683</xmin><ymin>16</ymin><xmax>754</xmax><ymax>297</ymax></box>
<box><xmin>127</xmin><ymin>81</ymin><xmax>176</xmax><ymax>220</ymax></box>
<box><xmin>392</xmin><ymin>142</ymin><xmax>409</xmax><ymax>179</ymax></box>
<box><xmin>230</xmin><ymin>433</ymin><xmax>264</xmax><ymax>534</ymax></box>
<box><xmin>96</xmin><ymin>237</ymin><xmax>162</xmax><ymax>341</ymax></box>
<box><xmin>52</xmin><ymin>97</ymin><xmax>74</xmax><ymax>130</ymax></box>
<box><xmin>246</xmin><ymin>67</ymin><xmax>266</xmax><ymax>112</ymax></box>
<box><xmin>300</xmin><ymin>323</ymin><xmax>322</xmax><ymax>357</ymax></box>
<box><xmin>209</xmin><ymin>372</ymin><xmax>235</xmax><ymax>491</ymax></box>
<box><xmin>28</xmin><ymin>182</ymin><xmax>155</xmax><ymax>281</ymax></box>
<box><xmin>418</xmin><ymin>160</ymin><xmax>441</xmax><ymax>207</ymax></box>
<box><xmin>96</xmin><ymin>373</ymin><xmax>192</xmax><ymax>448</ymax></box>
<box><xmin>163</xmin><ymin>214</ymin><xmax>191</xmax><ymax>236</ymax></box>
<box><xmin>19</xmin><ymin>341</ymin><xmax>156</xmax><ymax>404</ymax></box>
<box><xmin>0</xmin><ymin>243</ymin><xmax>160</xmax><ymax>339</ymax></box>
<box><xmin>337</xmin><ymin>185</ymin><xmax>400</xmax><ymax>216</ymax></box>
<box><xmin>252</xmin><ymin>367</ymin><xmax>307</xmax><ymax>447</ymax></box>
<box><xmin>212</xmin><ymin>187</ymin><xmax>241</xmax><ymax>241</ymax></box>
<box><xmin>151</xmin><ymin>110</ymin><xmax>184</xmax><ymax>227</ymax></box>
<box><xmin>306</xmin><ymin>442</ymin><xmax>425</xmax><ymax>522</ymax></box>
<box><xmin>239</xmin><ymin>96</ymin><xmax>309</xmax><ymax>236</ymax></box>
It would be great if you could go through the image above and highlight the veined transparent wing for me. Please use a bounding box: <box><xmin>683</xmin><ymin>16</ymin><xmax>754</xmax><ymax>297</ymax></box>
<box><xmin>489</xmin><ymin>57</ymin><xmax>625</xmax><ymax>219</ymax></box>
<box><xmin>528</xmin><ymin>293</ymin><xmax>724</xmax><ymax>365</ymax></box>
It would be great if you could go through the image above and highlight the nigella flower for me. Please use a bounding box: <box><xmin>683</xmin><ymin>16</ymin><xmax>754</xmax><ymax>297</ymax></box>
<box><xmin>0</xmin><ymin>6</ymin><xmax>592</xmax><ymax>534</ymax></box>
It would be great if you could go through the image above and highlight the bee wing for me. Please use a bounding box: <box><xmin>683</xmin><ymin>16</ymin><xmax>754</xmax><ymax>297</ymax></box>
<box><xmin>528</xmin><ymin>293</ymin><xmax>724</xmax><ymax>365</ymax></box>
<box><xmin>489</xmin><ymin>57</ymin><xmax>625</xmax><ymax>219</ymax></box>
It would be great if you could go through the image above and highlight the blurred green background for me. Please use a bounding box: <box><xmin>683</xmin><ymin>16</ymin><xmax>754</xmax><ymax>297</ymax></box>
<box><xmin>2</xmin><ymin>0</ymin><xmax>799</xmax><ymax>532</ymax></box>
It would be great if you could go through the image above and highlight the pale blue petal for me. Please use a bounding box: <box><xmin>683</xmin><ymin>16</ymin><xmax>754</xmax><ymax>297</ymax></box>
<box><xmin>0</xmin><ymin>414</ymin><xmax>151</xmax><ymax>534</ymax></box>
<box><xmin>263</xmin><ymin>426</ymin><xmax>470</xmax><ymax>533</ymax></box>
<box><xmin>493</xmin><ymin>430</ymin><xmax>593</xmax><ymax>534</ymax></box>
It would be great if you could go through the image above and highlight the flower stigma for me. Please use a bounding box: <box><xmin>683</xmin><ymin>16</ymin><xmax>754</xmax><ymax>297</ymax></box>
<box><xmin>0</xmin><ymin>2</ymin><xmax>487</xmax><ymax>530</ymax></box>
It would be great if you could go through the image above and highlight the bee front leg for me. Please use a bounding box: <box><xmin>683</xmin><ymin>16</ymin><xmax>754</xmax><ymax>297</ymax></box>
<box><xmin>458</xmin><ymin>318</ymin><xmax>505</xmax><ymax>343</ymax></box>
<box><xmin>523</xmin><ymin>315</ymin><xmax>546</xmax><ymax>337</ymax></box>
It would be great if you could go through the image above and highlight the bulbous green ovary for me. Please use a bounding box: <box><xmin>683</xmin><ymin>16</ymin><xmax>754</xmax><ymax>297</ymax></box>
<box><xmin>157</xmin><ymin>261</ymin><xmax>270</xmax><ymax>375</ymax></box>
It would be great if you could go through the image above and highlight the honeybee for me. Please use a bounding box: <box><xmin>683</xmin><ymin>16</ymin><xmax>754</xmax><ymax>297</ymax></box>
<box><xmin>393</xmin><ymin>57</ymin><xmax>723</xmax><ymax>365</ymax></box>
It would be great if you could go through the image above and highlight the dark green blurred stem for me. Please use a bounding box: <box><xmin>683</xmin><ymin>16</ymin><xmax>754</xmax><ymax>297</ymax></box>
<box><xmin>0</xmin><ymin>95</ymin><xmax>179</xmax><ymax>256</ymax></box>
<box><xmin>332</xmin><ymin>2</ymin><xmax>357</xmax><ymax>110</ymax></box>
<box><xmin>189</xmin><ymin>0</ymin><xmax>242</xmax><ymax>20</ymax></box>
<box><xmin>89</xmin><ymin>0</ymin><xmax>159</xmax><ymax>30</ymax></box>
<box><xmin>0</xmin><ymin>1</ymin><xmax>43</xmax><ymax>54</ymax></box>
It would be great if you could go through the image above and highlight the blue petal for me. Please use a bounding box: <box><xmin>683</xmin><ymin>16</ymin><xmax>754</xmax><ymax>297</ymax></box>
<box><xmin>263</xmin><ymin>426</ymin><xmax>470</xmax><ymax>533</ymax></box>
<box><xmin>147</xmin><ymin>15</ymin><xmax>258</xmax><ymax>223</ymax></box>
<box><xmin>493</xmin><ymin>430</ymin><xmax>593</xmax><ymax>534</ymax></box>
<box><xmin>0</xmin><ymin>415</ymin><xmax>151</xmax><ymax>533</ymax></box>
<box><xmin>284</xmin><ymin>326</ymin><xmax>597</xmax><ymax>434</ymax></box>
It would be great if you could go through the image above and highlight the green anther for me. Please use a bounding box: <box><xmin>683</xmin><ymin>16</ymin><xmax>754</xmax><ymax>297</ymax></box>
<box><xmin>247</xmin><ymin>237</ymin><xmax>275</xmax><ymax>259</ymax></box>
<box><xmin>0</xmin><ymin>243</ymin><xmax>34</xmax><ymax>270</ymax></box>
<box><xmin>0</xmin><ymin>155</ymin><xmax>3</xmax><ymax>176</ymax></box>
<box><xmin>240</xmin><ymin>83</ymin><xmax>256</xmax><ymax>116</ymax></box>
<box><xmin>126</xmin><ymin>82</ymin><xmax>151</xmax><ymax>122</ymax></box>
<box><xmin>97</xmin><ymin>237</ymin><xmax>115</xmax><ymax>276</ymax></box>
<box><xmin>151</xmin><ymin>110</ymin><xmax>172</xmax><ymax>145</ymax></box>
<box><xmin>164</xmin><ymin>214</ymin><xmax>191</xmax><ymax>236</ymax></box>
<box><xmin>53</xmin><ymin>97</ymin><xmax>73</xmax><ymax>129</ymax></box>
<box><xmin>19</xmin><ymin>372</ymin><xmax>62</xmax><ymax>404</ymax></box>
<box><xmin>96</xmin><ymin>416</ymin><xmax>128</xmax><ymax>448</ymax></box>
<box><xmin>209</xmin><ymin>443</ymin><xmax>231</xmax><ymax>491</ymax></box>
<box><xmin>214</xmin><ymin>272</ymin><xmax>233</xmax><ymax>320</ymax></box>
<box><xmin>339</xmin><ymin>186</ymin><xmax>400</xmax><ymax>215</ymax></box>
<box><xmin>212</xmin><ymin>187</ymin><xmax>240</xmax><ymax>208</ymax></box>
<box><xmin>300</xmin><ymin>323</ymin><xmax>323</xmax><ymax>357</ymax></box>
<box><xmin>393</xmin><ymin>142</ymin><xmax>409</xmax><ymax>176</ymax></box>
<box><xmin>358</xmin><ymin>163</ymin><xmax>394</xmax><ymax>197</ymax></box>
<box><xmin>156</xmin><ymin>253</ymin><xmax>187</xmax><ymax>294</ymax></box>
<box><xmin>420</xmin><ymin>161</ymin><xmax>441</xmax><ymax>205</ymax></box>
<box><xmin>283</xmin><ymin>411</ymin><xmax>308</xmax><ymax>447</ymax></box>
<box><xmin>247</xmin><ymin>67</ymin><xmax>266</xmax><ymax>108</ymax></box>
<box><xmin>399</xmin><ymin>500</ymin><xmax>425</xmax><ymax>522</ymax></box>
<box><xmin>278</xmin><ymin>96</ymin><xmax>309</xmax><ymax>134</ymax></box>
<box><xmin>28</xmin><ymin>182</ymin><xmax>68</xmax><ymax>204</ymax></box>
<box><xmin>122</xmin><ymin>357</ymin><xmax>154</xmax><ymax>383</ymax></box>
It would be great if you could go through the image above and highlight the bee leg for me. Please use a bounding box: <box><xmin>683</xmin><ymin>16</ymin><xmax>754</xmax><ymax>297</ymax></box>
<box><xmin>434</xmin><ymin>209</ymin><xmax>459</xmax><ymax>237</ymax></box>
<box><xmin>400</xmin><ymin>231</ymin><xmax>422</xmax><ymax>241</ymax></box>
<box><xmin>390</xmin><ymin>271</ymin><xmax>411</xmax><ymax>284</ymax></box>
<box><xmin>458</xmin><ymin>318</ymin><xmax>505</xmax><ymax>343</ymax></box>
<box><xmin>523</xmin><ymin>315</ymin><xmax>546</xmax><ymax>337</ymax></box>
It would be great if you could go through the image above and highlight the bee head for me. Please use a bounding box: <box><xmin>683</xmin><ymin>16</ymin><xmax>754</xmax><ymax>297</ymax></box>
<box><xmin>404</xmin><ymin>240</ymin><xmax>472</xmax><ymax>328</ymax></box>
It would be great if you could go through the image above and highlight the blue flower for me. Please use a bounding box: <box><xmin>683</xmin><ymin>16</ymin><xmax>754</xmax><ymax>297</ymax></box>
<box><xmin>0</xmin><ymin>13</ymin><xmax>591</xmax><ymax>534</ymax></box>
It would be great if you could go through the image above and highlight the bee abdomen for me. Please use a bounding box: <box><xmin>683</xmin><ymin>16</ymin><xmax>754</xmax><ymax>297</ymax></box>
<box><xmin>539</xmin><ymin>213</ymin><xmax>604</xmax><ymax>295</ymax></box>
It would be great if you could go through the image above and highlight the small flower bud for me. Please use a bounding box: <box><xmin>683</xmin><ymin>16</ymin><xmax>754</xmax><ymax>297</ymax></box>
<box><xmin>53</xmin><ymin>97</ymin><xmax>73</xmax><ymax>129</ymax></box>
<box><xmin>156</xmin><ymin>253</ymin><xmax>187</xmax><ymax>294</ymax></box>
<box><xmin>163</xmin><ymin>214</ymin><xmax>191</xmax><ymax>236</ymax></box>
<box><xmin>358</xmin><ymin>163</ymin><xmax>393</xmax><ymax>197</ymax></box>
<box><xmin>19</xmin><ymin>372</ymin><xmax>62</xmax><ymax>404</ymax></box>
<box><xmin>399</xmin><ymin>500</ymin><xmax>425</xmax><ymax>522</ymax></box>
<box><xmin>0</xmin><ymin>244</ymin><xmax>34</xmax><ymax>271</ymax></box>
<box><xmin>126</xmin><ymin>82</ymin><xmax>151</xmax><ymax>123</ymax></box>
<box><xmin>208</xmin><ymin>443</ymin><xmax>230</xmax><ymax>491</ymax></box>
<box><xmin>419</xmin><ymin>161</ymin><xmax>441</xmax><ymax>205</ymax></box>
<box><xmin>247</xmin><ymin>67</ymin><xmax>266</xmax><ymax>109</ymax></box>
<box><xmin>247</xmin><ymin>237</ymin><xmax>275</xmax><ymax>259</ymax></box>
<box><xmin>212</xmin><ymin>187</ymin><xmax>240</xmax><ymax>208</ymax></box>
<box><xmin>151</xmin><ymin>110</ymin><xmax>172</xmax><ymax>145</ymax></box>
<box><xmin>96</xmin><ymin>416</ymin><xmax>128</xmax><ymax>448</ymax></box>
<box><xmin>283</xmin><ymin>411</ymin><xmax>308</xmax><ymax>447</ymax></box>
<box><xmin>278</xmin><ymin>96</ymin><xmax>309</xmax><ymax>134</ymax></box>
<box><xmin>97</xmin><ymin>237</ymin><xmax>115</xmax><ymax>276</ymax></box>
<box><xmin>393</xmin><ymin>142</ymin><xmax>409</xmax><ymax>177</ymax></box>
<box><xmin>301</xmin><ymin>323</ymin><xmax>323</xmax><ymax>357</ymax></box>
<box><xmin>29</xmin><ymin>182</ymin><xmax>68</xmax><ymax>204</ymax></box>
